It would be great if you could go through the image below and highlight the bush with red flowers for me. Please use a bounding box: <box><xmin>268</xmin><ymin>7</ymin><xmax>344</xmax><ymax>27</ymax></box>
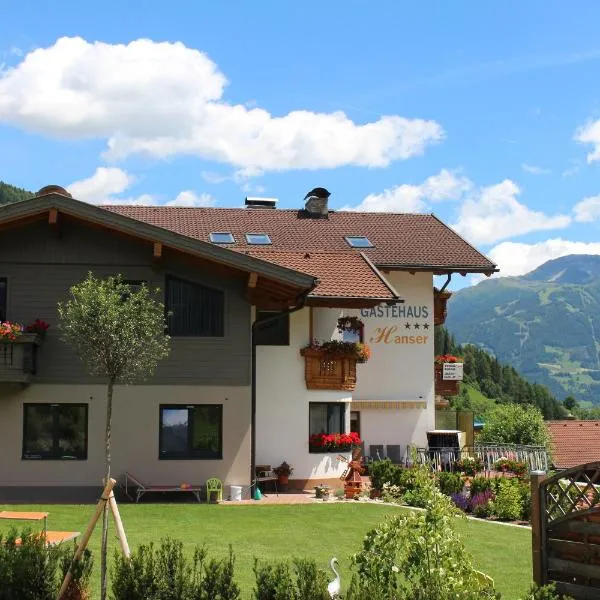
<box><xmin>0</xmin><ymin>321</ymin><xmax>22</xmax><ymax>342</ymax></box>
<box><xmin>434</xmin><ymin>354</ymin><xmax>464</xmax><ymax>365</ymax></box>
<box><xmin>24</xmin><ymin>319</ymin><xmax>50</xmax><ymax>338</ymax></box>
<box><xmin>309</xmin><ymin>432</ymin><xmax>362</xmax><ymax>453</ymax></box>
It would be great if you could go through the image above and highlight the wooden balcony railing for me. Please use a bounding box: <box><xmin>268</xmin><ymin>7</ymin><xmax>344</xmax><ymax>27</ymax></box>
<box><xmin>0</xmin><ymin>334</ymin><xmax>41</xmax><ymax>384</ymax></box>
<box><xmin>434</xmin><ymin>363</ymin><xmax>460</xmax><ymax>396</ymax></box>
<box><xmin>301</xmin><ymin>348</ymin><xmax>357</xmax><ymax>391</ymax></box>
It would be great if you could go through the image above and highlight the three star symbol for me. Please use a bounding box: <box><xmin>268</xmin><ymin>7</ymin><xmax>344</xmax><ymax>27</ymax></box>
<box><xmin>403</xmin><ymin>323</ymin><xmax>430</xmax><ymax>330</ymax></box>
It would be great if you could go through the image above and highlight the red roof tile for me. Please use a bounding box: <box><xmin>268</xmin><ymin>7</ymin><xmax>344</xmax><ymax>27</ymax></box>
<box><xmin>546</xmin><ymin>421</ymin><xmax>600</xmax><ymax>469</ymax></box>
<box><xmin>103</xmin><ymin>206</ymin><xmax>495</xmax><ymax>272</ymax></box>
<box><xmin>243</xmin><ymin>250</ymin><xmax>397</xmax><ymax>300</ymax></box>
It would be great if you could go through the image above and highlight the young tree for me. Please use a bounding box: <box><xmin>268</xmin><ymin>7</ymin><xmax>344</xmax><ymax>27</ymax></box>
<box><xmin>59</xmin><ymin>274</ymin><xmax>170</xmax><ymax>600</ymax></box>
<box><xmin>477</xmin><ymin>403</ymin><xmax>550</xmax><ymax>448</ymax></box>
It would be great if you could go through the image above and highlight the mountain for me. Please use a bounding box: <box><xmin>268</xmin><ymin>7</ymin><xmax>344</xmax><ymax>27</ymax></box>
<box><xmin>446</xmin><ymin>254</ymin><xmax>600</xmax><ymax>405</ymax></box>
<box><xmin>0</xmin><ymin>181</ymin><xmax>33</xmax><ymax>205</ymax></box>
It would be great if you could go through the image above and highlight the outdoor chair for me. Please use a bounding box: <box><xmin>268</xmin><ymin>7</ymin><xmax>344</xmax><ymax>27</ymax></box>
<box><xmin>123</xmin><ymin>471</ymin><xmax>202</xmax><ymax>503</ymax></box>
<box><xmin>386</xmin><ymin>444</ymin><xmax>402</xmax><ymax>464</ymax></box>
<box><xmin>369</xmin><ymin>445</ymin><xmax>384</xmax><ymax>461</ymax></box>
<box><xmin>205</xmin><ymin>478</ymin><xmax>223</xmax><ymax>503</ymax></box>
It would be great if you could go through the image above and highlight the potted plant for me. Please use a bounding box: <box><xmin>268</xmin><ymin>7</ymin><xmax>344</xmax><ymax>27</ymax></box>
<box><xmin>273</xmin><ymin>461</ymin><xmax>293</xmax><ymax>491</ymax></box>
<box><xmin>24</xmin><ymin>318</ymin><xmax>50</xmax><ymax>339</ymax></box>
<box><xmin>0</xmin><ymin>321</ymin><xmax>22</xmax><ymax>342</ymax></box>
<box><xmin>314</xmin><ymin>484</ymin><xmax>330</xmax><ymax>499</ymax></box>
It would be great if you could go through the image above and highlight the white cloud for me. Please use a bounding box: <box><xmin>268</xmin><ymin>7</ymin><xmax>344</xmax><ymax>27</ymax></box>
<box><xmin>521</xmin><ymin>163</ymin><xmax>551</xmax><ymax>175</ymax></box>
<box><xmin>485</xmin><ymin>239</ymin><xmax>600</xmax><ymax>278</ymax></box>
<box><xmin>67</xmin><ymin>167</ymin><xmax>135</xmax><ymax>204</ymax></box>
<box><xmin>573</xmin><ymin>195</ymin><xmax>600</xmax><ymax>222</ymax></box>
<box><xmin>575</xmin><ymin>119</ymin><xmax>600</xmax><ymax>163</ymax></box>
<box><xmin>166</xmin><ymin>191</ymin><xmax>215</xmax><ymax>207</ymax></box>
<box><xmin>452</xmin><ymin>179</ymin><xmax>571</xmax><ymax>245</ymax></box>
<box><xmin>68</xmin><ymin>167</ymin><xmax>214</xmax><ymax>206</ymax></box>
<box><xmin>345</xmin><ymin>169</ymin><xmax>471</xmax><ymax>212</ymax></box>
<box><xmin>0</xmin><ymin>37</ymin><xmax>443</xmax><ymax>174</ymax></box>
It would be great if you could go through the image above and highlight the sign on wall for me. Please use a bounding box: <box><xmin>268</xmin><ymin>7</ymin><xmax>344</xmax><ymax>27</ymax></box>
<box><xmin>443</xmin><ymin>363</ymin><xmax>463</xmax><ymax>381</ymax></box>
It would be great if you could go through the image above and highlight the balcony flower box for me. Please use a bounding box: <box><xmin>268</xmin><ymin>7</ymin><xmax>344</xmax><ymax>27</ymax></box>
<box><xmin>0</xmin><ymin>320</ymin><xmax>48</xmax><ymax>384</ymax></box>
<box><xmin>309</xmin><ymin>432</ymin><xmax>361</xmax><ymax>454</ymax></box>
<box><xmin>300</xmin><ymin>341</ymin><xmax>370</xmax><ymax>391</ymax></box>
<box><xmin>434</xmin><ymin>289</ymin><xmax>452</xmax><ymax>326</ymax></box>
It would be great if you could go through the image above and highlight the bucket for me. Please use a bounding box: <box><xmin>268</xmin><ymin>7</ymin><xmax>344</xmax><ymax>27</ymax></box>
<box><xmin>229</xmin><ymin>485</ymin><xmax>242</xmax><ymax>501</ymax></box>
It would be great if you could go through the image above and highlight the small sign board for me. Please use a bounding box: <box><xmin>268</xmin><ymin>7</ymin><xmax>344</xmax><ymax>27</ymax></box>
<box><xmin>443</xmin><ymin>362</ymin><xmax>463</xmax><ymax>381</ymax></box>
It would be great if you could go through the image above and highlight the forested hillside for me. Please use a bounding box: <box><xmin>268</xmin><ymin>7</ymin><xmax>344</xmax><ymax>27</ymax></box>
<box><xmin>435</xmin><ymin>326</ymin><xmax>568</xmax><ymax>419</ymax></box>
<box><xmin>0</xmin><ymin>181</ymin><xmax>33</xmax><ymax>205</ymax></box>
<box><xmin>446</xmin><ymin>254</ymin><xmax>600</xmax><ymax>405</ymax></box>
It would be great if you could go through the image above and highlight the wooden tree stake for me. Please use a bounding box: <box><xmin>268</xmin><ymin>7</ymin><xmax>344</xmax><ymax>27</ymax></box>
<box><xmin>109</xmin><ymin>491</ymin><xmax>130</xmax><ymax>558</ymax></box>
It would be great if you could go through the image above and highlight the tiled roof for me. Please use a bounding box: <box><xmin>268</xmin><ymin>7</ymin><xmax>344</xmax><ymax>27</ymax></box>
<box><xmin>243</xmin><ymin>250</ymin><xmax>397</xmax><ymax>300</ymax></box>
<box><xmin>546</xmin><ymin>421</ymin><xmax>600</xmax><ymax>469</ymax></box>
<box><xmin>104</xmin><ymin>206</ymin><xmax>496</xmax><ymax>272</ymax></box>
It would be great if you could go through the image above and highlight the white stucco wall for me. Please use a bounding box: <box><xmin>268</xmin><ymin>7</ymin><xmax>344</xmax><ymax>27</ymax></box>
<box><xmin>313</xmin><ymin>271</ymin><xmax>435</xmax><ymax>457</ymax></box>
<box><xmin>256</xmin><ymin>309</ymin><xmax>351</xmax><ymax>480</ymax></box>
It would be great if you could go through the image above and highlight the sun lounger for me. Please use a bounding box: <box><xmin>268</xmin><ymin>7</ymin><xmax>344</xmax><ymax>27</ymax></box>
<box><xmin>123</xmin><ymin>471</ymin><xmax>202</xmax><ymax>503</ymax></box>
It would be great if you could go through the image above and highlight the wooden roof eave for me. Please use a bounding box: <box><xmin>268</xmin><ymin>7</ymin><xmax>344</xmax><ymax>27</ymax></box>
<box><xmin>0</xmin><ymin>194</ymin><xmax>317</xmax><ymax>291</ymax></box>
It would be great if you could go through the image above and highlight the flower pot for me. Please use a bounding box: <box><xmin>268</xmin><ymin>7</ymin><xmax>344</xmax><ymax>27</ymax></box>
<box><xmin>370</xmin><ymin>489</ymin><xmax>381</xmax><ymax>499</ymax></box>
<box><xmin>278</xmin><ymin>474</ymin><xmax>289</xmax><ymax>492</ymax></box>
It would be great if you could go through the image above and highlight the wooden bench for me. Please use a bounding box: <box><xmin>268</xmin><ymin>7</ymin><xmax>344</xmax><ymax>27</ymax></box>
<box><xmin>123</xmin><ymin>471</ymin><xmax>202</xmax><ymax>503</ymax></box>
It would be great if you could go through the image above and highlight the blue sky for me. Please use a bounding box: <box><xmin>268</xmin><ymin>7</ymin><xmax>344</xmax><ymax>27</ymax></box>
<box><xmin>3</xmin><ymin>1</ymin><xmax>600</xmax><ymax>288</ymax></box>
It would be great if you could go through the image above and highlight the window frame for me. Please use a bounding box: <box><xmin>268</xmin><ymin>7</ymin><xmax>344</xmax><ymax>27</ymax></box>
<box><xmin>254</xmin><ymin>310</ymin><xmax>290</xmax><ymax>346</ymax></box>
<box><xmin>309</xmin><ymin>402</ymin><xmax>346</xmax><ymax>436</ymax></box>
<box><xmin>22</xmin><ymin>403</ymin><xmax>88</xmax><ymax>461</ymax></box>
<box><xmin>158</xmin><ymin>404</ymin><xmax>223</xmax><ymax>460</ymax></box>
<box><xmin>209</xmin><ymin>232</ymin><xmax>236</xmax><ymax>244</ymax></box>
<box><xmin>344</xmin><ymin>236</ymin><xmax>374</xmax><ymax>248</ymax></box>
<box><xmin>245</xmin><ymin>233</ymin><xmax>272</xmax><ymax>245</ymax></box>
<box><xmin>165</xmin><ymin>275</ymin><xmax>225</xmax><ymax>338</ymax></box>
<box><xmin>0</xmin><ymin>277</ymin><xmax>7</xmax><ymax>322</ymax></box>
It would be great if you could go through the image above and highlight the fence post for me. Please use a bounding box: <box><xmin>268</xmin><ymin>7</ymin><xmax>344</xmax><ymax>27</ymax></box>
<box><xmin>530</xmin><ymin>470</ymin><xmax>546</xmax><ymax>586</ymax></box>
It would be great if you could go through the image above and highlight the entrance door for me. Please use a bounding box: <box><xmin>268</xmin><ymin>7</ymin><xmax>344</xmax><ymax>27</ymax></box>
<box><xmin>350</xmin><ymin>411</ymin><xmax>361</xmax><ymax>437</ymax></box>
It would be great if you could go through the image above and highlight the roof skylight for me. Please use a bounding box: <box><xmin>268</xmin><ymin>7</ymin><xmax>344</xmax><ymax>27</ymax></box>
<box><xmin>209</xmin><ymin>232</ymin><xmax>235</xmax><ymax>244</ymax></box>
<box><xmin>245</xmin><ymin>233</ymin><xmax>272</xmax><ymax>245</ymax></box>
<box><xmin>345</xmin><ymin>236</ymin><xmax>374</xmax><ymax>248</ymax></box>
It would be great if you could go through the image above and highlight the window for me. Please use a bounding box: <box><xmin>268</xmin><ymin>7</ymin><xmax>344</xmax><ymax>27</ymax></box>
<box><xmin>209</xmin><ymin>232</ymin><xmax>235</xmax><ymax>244</ymax></box>
<box><xmin>0</xmin><ymin>278</ymin><xmax>5</xmax><ymax>321</ymax></box>
<box><xmin>22</xmin><ymin>404</ymin><xmax>88</xmax><ymax>460</ymax></box>
<box><xmin>254</xmin><ymin>311</ymin><xmax>289</xmax><ymax>346</ymax></box>
<box><xmin>245</xmin><ymin>233</ymin><xmax>272</xmax><ymax>245</ymax></box>
<box><xmin>159</xmin><ymin>405</ymin><xmax>222</xmax><ymax>459</ymax></box>
<box><xmin>344</xmin><ymin>236</ymin><xmax>373</xmax><ymax>248</ymax></box>
<box><xmin>309</xmin><ymin>402</ymin><xmax>346</xmax><ymax>436</ymax></box>
<box><xmin>165</xmin><ymin>275</ymin><xmax>224</xmax><ymax>337</ymax></box>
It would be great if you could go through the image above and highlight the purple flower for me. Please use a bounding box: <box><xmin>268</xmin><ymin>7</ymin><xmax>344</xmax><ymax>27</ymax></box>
<box><xmin>450</xmin><ymin>493</ymin><xmax>470</xmax><ymax>511</ymax></box>
<box><xmin>470</xmin><ymin>489</ymin><xmax>495</xmax><ymax>510</ymax></box>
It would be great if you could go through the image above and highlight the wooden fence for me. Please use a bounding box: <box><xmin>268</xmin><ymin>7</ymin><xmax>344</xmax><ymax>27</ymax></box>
<box><xmin>531</xmin><ymin>463</ymin><xmax>600</xmax><ymax>599</ymax></box>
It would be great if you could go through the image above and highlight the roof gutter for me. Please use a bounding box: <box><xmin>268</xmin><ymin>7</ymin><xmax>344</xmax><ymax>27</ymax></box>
<box><xmin>249</xmin><ymin>282</ymin><xmax>317</xmax><ymax>496</ymax></box>
<box><xmin>374</xmin><ymin>264</ymin><xmax>498</xmax><ymax>274</ymax></box>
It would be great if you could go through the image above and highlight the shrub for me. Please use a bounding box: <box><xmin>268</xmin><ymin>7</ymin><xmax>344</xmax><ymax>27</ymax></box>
<box><xmin>521</xmin><ymin>583</ymin><xmax>574</xmax><ymax>599</ymax></box>
<box><xmin>0</xmin><ymin>528</ymin><xmax>64</xmax><ymax>600</ymax></box>
<box><xmin>347</xmin><ymin>490</ymin><xmax>500</xmax><ymax>600</ymax></box>
<box><xmin>470</xmin><ymin>490</ymin><xmax>495</xmax><ymax>518</ymax></box>
<box><xmin>252</xmin><ymin>558</ymin><xmax>328</xmax><ymax>600</ymax></box>
<box><xmin>59</xmin><ymin>548</ymin><xmax>94</xmax><ymax>600</ymax></box>
<box><xmin>370</xmin><ymin>459</ymin><xmax>402</xmax><ymax>492</ymax></box>
<box><xmin>478</xmin><ymin>404</ymin><xmax>549</xmax><ymax>447</ymax></box>
<box><xmin>450</xmin><ymin>493</ymin><xmax>470</xmax><ymax>512</ymax></box>
<box><xmin>193</xmin><ymin>545</ymin><xmax>241</xmax><ymax>600</ymax></box>
<box><xmin>520</xmin><ymin>483</ymin><xmax>532</xmax><ymax>521</ymax></box>
<box><xmin>437</xmin><ymin>471</ymin><xmax>464</xmax><ymax>496</ymax></box>
<box><xmin>469</xmin><ymin>475</ymin><xmax>494</xmax><ymax>498</ymax></box>
<box><xmin>399</xmin><ymin>465</ymin><xmax>438</xmax><ymax>508</ymax></box>
<box><xmin>491</xmin><ymin>479</ymin><xmax>523</xmax><ymax>521</ymax></box>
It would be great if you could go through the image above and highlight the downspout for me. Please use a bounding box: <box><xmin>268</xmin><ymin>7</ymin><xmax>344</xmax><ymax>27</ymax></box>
<box><xmin>250</xmin><ymin>283</ymin><xmax>317</xmax><ymax>495</ymax></box>
<box><xmin>437</xmin><ymin>273</ymin><xmax>452</xmax><ymax>294</ymax></box>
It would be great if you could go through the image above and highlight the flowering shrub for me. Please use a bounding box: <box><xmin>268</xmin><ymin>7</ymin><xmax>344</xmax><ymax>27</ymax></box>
<box><xmin>24</xmin><ymin>318</ymin><xmax>50</xmax><ymax>337</ymax></box>
<box><xmin>0</xmin><ymin>321</ymin><xmax>22</xmax><ymax>342</ymax></box>
<box><xmin>494</xmin><ymin>457</ymin><xmax>528</xmax><ymax>477</ymax></box>
<box><xmin>434</xmin><ymin>354</ymin><xmax>463</xmax><ymax>364</ymax></box>
<box><xmin>470</xmin><ymin>489</ymin><xmax>495</xmax><ymax>518</ymax></box>
<box><xmin>309</xmin><ymin>432</ymin><xmax>361</xmax><ymax>452</ymax></box>
<box><xmin>453</xmin><ymin>456</ymin><xmax>483</xmax><ymax>476</ymax></box>
<box><xmin>301</xmin><ymin>340</ymin><xmax>372</xmax><ymax>363</ymax></box>
<box><xmin>450</xmin><ymin>492</ymin><xmax>470</xmax><ymax>512</ymax></box>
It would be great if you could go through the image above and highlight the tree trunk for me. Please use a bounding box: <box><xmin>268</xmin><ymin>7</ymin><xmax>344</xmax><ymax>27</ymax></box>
<box><xmin>100</xmin><ymin>377</ymin><xmax>115</xmax><ymax>600</ymax></box>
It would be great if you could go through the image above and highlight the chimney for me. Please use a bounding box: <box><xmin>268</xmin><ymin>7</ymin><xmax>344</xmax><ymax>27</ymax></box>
<box><xmin>304</xmin><ymin>187</ymin><xmax>330</xmax><ymax>218</ymax></box>
<box><xmin>245</xmin><ymin>197</ymin><xmax>278</xmax><ymax>209</ymax></box>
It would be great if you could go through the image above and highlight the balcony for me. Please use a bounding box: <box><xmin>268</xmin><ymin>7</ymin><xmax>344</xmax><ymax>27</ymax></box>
<box><xmin>434</xmin><ymin>362</ymin><xmax>462</xmax><ymax>397</ymax></box>
<box><xmin>434</xmin><ymin>290</ymin><xmax>452</xmax><ymax>326</ymax></box>
<box><xmin>0</xmin><ymin>334</ymin><xmax>41</xmax><ymax>384</ymax></box>
<box><xmin>301</xmin><ymin>348</ymin><xmax>357</xmax><ymax>391</ymax></box>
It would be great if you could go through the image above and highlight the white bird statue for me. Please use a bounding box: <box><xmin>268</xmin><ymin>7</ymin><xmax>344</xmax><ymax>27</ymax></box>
<box><xmin>327</xmin><ymin>557</ymin><xmax>341</xmax><ymax>598</ymax></box>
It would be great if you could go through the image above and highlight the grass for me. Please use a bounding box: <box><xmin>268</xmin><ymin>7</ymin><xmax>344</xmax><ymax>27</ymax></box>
<box><xmin>0</xmin><ymin>502</ymin><xmax>532</xmax><ymax>599</ymax></box>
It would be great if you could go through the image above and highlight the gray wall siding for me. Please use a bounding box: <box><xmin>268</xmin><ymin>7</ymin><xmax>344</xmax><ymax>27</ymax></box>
<box><xmin>0</xmin><ymin>219</ymin><xmax>251</xmax><ymax>385</ymax></box>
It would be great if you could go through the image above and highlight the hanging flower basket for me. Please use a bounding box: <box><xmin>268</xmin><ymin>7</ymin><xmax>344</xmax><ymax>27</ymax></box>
<box><xmin>434</xmin><ymin>289</ymin><xmax>452</xmax><ymax>326</ymax></box>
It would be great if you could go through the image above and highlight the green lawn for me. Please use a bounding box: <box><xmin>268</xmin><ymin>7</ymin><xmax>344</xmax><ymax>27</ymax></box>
<box><xmin>0</xmin><ymin>503</ymin><xmax>532</xmax><ymax>599</ymax></box>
